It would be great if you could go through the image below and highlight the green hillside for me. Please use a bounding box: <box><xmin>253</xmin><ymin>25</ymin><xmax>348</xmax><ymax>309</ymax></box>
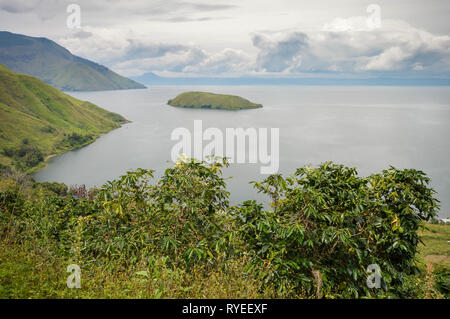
<box><xmin>0</xmin><ymin>63</ymin><xmax>127</xmax><ymax>172</ymax></box>
<box><xmin>168</xmin><ymin>91</ymin><xmax>263</xmax><ymax>110</ymax></box>
<box><xmin>0</xmin><ymin>31</ymin><xmax>146</xmax><ymax>91</ymax></box>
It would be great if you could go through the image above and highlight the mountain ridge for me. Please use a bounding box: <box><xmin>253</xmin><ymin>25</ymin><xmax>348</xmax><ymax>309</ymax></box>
<box><xmin>0</xmin><ymin>31</ymin><xmax>146</xmax><ymax>91</ymax></box>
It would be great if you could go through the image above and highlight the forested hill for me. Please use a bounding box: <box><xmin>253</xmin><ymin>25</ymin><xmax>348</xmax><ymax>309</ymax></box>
<box><xmin>0</xmin><ymin>63</ymin><xmax>127</xmax><ymax>172</ymax></box>
<box><xmin>0</xmin><ymin>31</ymin><xmax>145</xmax><ymax>91</ymax></box>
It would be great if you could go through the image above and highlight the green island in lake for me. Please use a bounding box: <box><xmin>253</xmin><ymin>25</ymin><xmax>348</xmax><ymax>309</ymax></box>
<box><xmin>167</xmin><ymin>91</ymin><xmax>263</xmax><ymax>110</ymax></box>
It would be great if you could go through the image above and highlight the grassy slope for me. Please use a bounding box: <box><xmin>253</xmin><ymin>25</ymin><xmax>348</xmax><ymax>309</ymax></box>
<box><xmin>417</xmin><ymin>223</ymin><xmax>450</xmax><ymax>272</ymax></box>
<box><xmin>0</xmin><ymin>242</ymin><xmax>265</xmax><ymax>298</ymax></box>
<box><xmin>53</xmin><ymin>60</ymin><xmax>144</xmax><ymax>91</ymax></box>
<box><xmin>0</xmin><ymin>31</ymin><xmax>145</xmax><ymax>91</ymax></box>
<box><xmin>0</xmin><ymin>63</ymin><xmax>127</xmax><ymax>171</ymax></box>
<box><xmin>168</xmin><ymin>91</ymin><xmax>263</xmax><ymax>110</ymax></box>
<box><xmin>0</xmin><ymin>222</ymin><xmax>446</xmax><ymax>298</ymax></box>
<box><xmin>416</xmin><ymin>223</ymin><xmax>450</xmax><ymax>298</ymax></box>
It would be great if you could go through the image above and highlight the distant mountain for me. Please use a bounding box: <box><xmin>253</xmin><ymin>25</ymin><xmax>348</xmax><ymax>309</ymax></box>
<box><xmin>0</xmin><ymin>63</ymin><xmax>127</xmax><ymax>172</ymax></box>
<box><xmin>0</xmin><ymin>31</ymin><xmax>146</xmax><ymax>91</ymax></box>
<box><xmin>133</xmin><ymin>72</ymin><xmax>450</xmax><ymax>86</ymax></box>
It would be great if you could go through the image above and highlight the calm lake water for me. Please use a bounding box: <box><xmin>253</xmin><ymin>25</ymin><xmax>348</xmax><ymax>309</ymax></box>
<box><xmin>34</xmin><ymin>86</ymin><xmax>450</xmax><ymax>218</ymax></box>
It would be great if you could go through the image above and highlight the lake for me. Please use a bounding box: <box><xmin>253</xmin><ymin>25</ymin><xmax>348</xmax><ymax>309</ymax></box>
<box><xmin>33</xmin><ymin>86</ymin><xmax>450</xmax><ymax>217</ymax></box>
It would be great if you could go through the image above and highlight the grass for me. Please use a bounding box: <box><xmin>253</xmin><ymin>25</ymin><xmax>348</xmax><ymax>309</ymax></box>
<box><xmin>168</xmin><ymin>91</ymin><xmax>263</xmax><ymax>110</ymax></box>
<box><xmin>0</xmin><ymin>63</ymin><xmax>128</xmax><ymax>172</ymax></box>
<box><xmin>417</xmin><ymin>223</ymin><xmax>450</xmax><ymax>271</ymax></box>
<box><xmin>414</xmin><ymin>223</ymin><xmax>450</xmax><ymax>298</ymax></box>
<box><xmin>0</xmin><ymin>238</ymin><xmax>275</xmax><ymax>299</ymax></box>
<box><xmin>0</xmin><ymin>223</ymin><xmax>447</xmax><ymax>299</ymax></box>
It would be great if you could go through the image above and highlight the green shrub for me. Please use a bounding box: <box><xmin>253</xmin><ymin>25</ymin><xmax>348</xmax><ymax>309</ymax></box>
<box><xmin>34</xmin><ymin>182</ymin><xmax>68</xmax><ymax>197</ymax></box>
<box><xmin>2</xmin><ymin>142</ymin><xmax>44</xmax><ymax>170</ymax></box>
<box><xmin>237</xmin><ymin>162</ymin><xmax>439</xmax><ymax>297</ymax></box>
<box><xmin>0</xmin><ymin>159</ymin><xmax>442</xmax><ymax>298</ymax></box>
<box><xmin>80</xmin><ymin>158</ymin><xmax>233</xmax><ymax>268</ymax></box>
<box><xmin>59</xmin><ymin>133</ymin><xmax>93</xmax><ymax>148</ymax></box>
<box><xmin>40</xmin><ymin>125</ymin><xmax>56</xmax><ymax>134</ymax></box>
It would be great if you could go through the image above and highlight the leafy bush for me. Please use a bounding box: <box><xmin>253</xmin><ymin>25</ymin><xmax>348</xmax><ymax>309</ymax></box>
<box><xmin>80</xmin><ymin>158</ymin><xmax>233</xmax><ymax>267</ymax></box>
<box><xmin>2</xmin><ymin>142</ymin><xmax>44</xmax><ymax>170</ymax></box>
<box><xmin>34</xmin><ymin>182</ymin><xmax>68</xmax><ymax>197</ymax></box>
<box><xmin>59</xmin><ymin>133</ymin><xmax>93</xmax><ymax>148</ymax></box>
<box><xmin>0</xmin><ymin>159</ymin><xmax>442</xmax><ymax>298</ymax></box>
<box><xmin>40</xmin><ymin>125</ymin><xmax>56</xmax><ymax>134</ymax></box>
<box><xmin>0</xmin><ymin>183</ymin><xmax>24</xmax><ymax>218</ymax></box>
<box><xmin>236</xmin><ymin>162</ymin><xmax>439</xmax><ymax>297</ymax></box>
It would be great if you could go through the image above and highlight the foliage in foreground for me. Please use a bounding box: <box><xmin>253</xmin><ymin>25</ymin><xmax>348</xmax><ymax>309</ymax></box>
<box><xmin>0</xmin><ymin>159</ymin><xmax>446</xmax><ymax>298</ymax></box>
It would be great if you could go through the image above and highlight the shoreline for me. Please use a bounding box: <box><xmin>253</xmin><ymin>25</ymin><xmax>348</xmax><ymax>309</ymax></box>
<box><xmin>29</xmin><ymin>122</ymin><xmax>130</xmax><ymax>176</ymax></box>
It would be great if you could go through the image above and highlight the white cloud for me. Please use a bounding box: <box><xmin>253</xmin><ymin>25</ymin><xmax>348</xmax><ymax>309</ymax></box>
<box><xmin>5</xmin><ymin>1</ymin><xmax>447</xmax><ymax>78</ymax></box>
<box><xmin>323</xmin><ymin>16</ymin><xmax>373</xmax><ymax>32</ymax></box>
<box><xmin>252</xmin><ymin>32</ymin><xmax>307</xmax><ymax>73</ymax></box>
<box><xmin>59</xmin><ymin>16</ymin><xmax>450</xmax><ymax>77</ymax></box>
<box><xmin>112</xmin><ymin>47</ymin><xmax>252</xmax><ymax>77</ymax></box>
<box><xmin>57</xmin><ymin>25</ymin><xmax>252</xmax><ymax>77</ymax></box>
<box><xmin>182</xmin><ymin>48</ymin><xmax>252</xmax><ymax>75</ymax></box>
<box><xmin>0</xmin><ymin>0</ymin><xmax>71</xmax><ymax>21</ymax></box>
<box><xmin>251</xmin><ymin>17</ymin><xmax>450</xmax><ymax>75</ymax></box>
<box><xmin>59</xmin><ymin>27</ymin><xmax>191</xmax><ymax>65</ymax></box>
<box><xmin>114</xmin><ymin>47</ymin><xmax>206</xmax><ymax>75</ymax></box>
<box><xmin>363</xmin><ymin>47</ymin><xmax>411</xmax><ymax>71</ymax></box>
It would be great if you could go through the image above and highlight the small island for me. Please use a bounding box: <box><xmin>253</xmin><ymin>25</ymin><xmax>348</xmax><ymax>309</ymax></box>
<box><xmin>167</xmin><ymin>91</ymin><xmax>263</xmax><ymax>110</ymax></box>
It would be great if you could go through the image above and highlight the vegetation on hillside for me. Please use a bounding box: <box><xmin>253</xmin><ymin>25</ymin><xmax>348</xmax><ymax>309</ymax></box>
<box><xmin>416</xmin><ymin>223</ymin><xmax>450</xmax><ymax>297</ymax></box>
<box><xmin>168</xmin><ymin>91</ymin><xmax>263</xmax><ymax>110</ymax></box>
<box><xmin>0</xmin><ymin>31</ymin><xmax>146</xmax><ymax>91</ymax></box>
<box><xmin>0</xmin><ymin>158</ymin><xmax>447</xmax><ymax>299</ymax></box>
<box><xmin>0</xmin><ymin>64</ymin><xmax>127</xmax><ymax>172</ymax></box>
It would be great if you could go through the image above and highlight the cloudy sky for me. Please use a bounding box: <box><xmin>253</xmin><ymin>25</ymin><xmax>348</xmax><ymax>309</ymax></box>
<box><xmin>0</xmin><ymin>0</ymin><xmax>449</xmax><ymax>78</ymax></box>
